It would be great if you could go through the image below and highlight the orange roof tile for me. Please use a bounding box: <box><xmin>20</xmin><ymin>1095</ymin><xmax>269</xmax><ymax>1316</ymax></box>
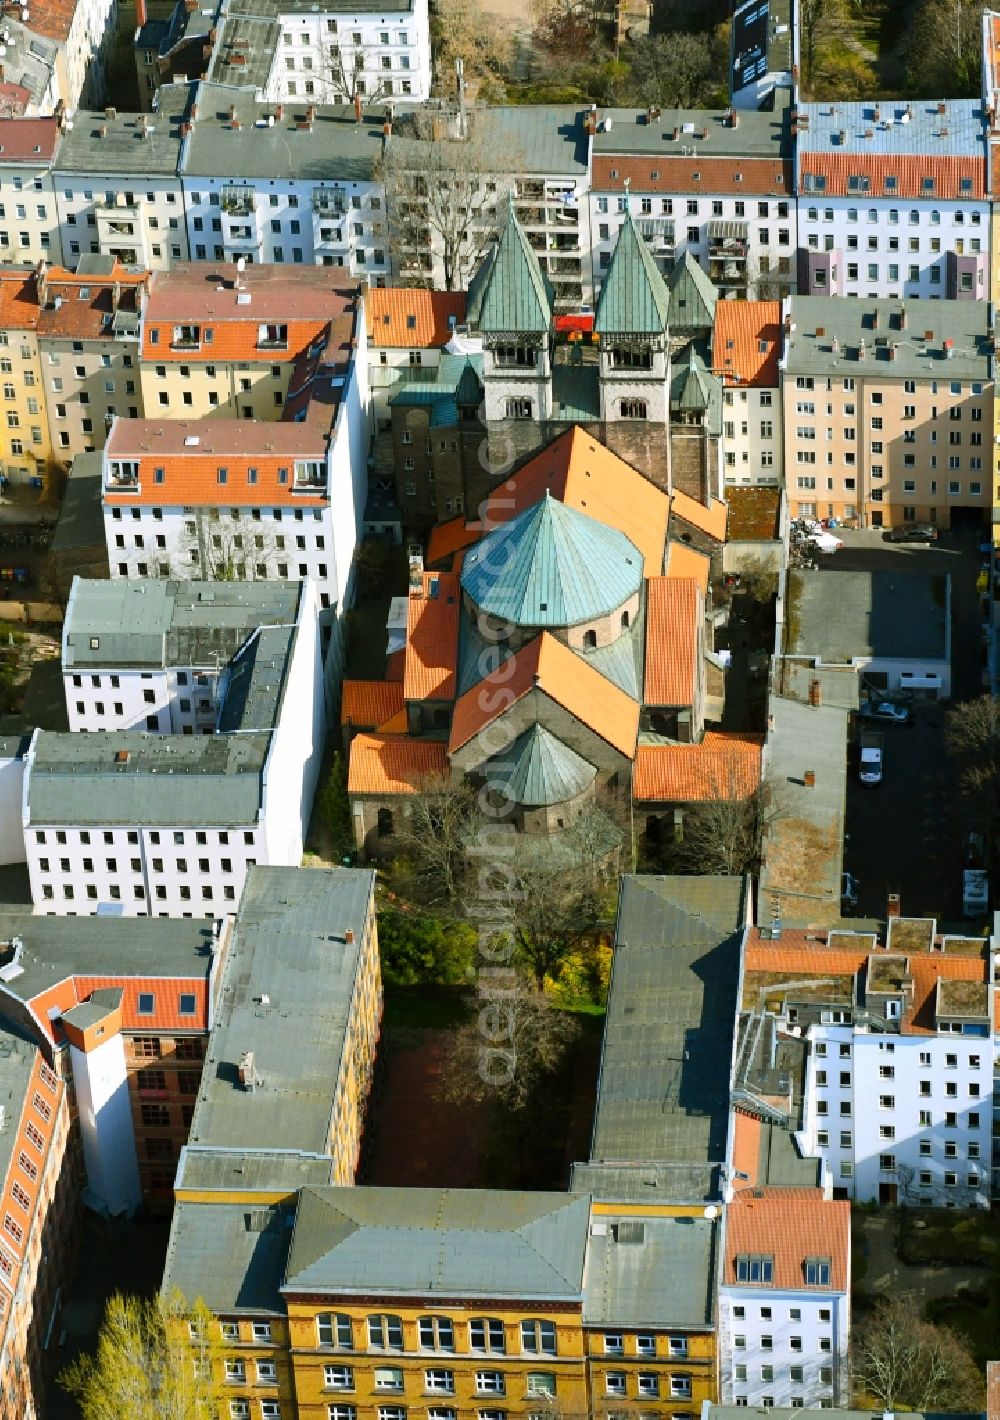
<box><xmin>28</xmin><ymin>973</ymin><xmax>208</xmax><ymax>1043</ymax></box>
<box><xmin>633</xmin><ymin>731</ymin><xmax>763</xmax><ymax>803</ymax></box>
<box><xmin>0</xmin><ymin>268</ymin><xmax>39</xmax><ymax>330</ymax></box>
<box><xmin>347</xmin><ymin>733</ymin><xmax>448</xmax><ymax>796</ymax></box>
<box><xmin>731</xmin><ymin>1110</ymin><xmax>762</xmax><ymax>1190</ymax></box>
<box><xmin>800</xmin><ymin>153</ymin><xmax>984</xmax><ymax>200</ymax></box>
<box><xmin>713</xmin><ymin>300</ymin><xmax>781</xmax><ymax>388</ymax></box>
<box><xmin>644</xmin><ymin>577</ymin><xmax>701</xmax><ymax>707</ymax></box>
<box><xmin>341</xmin><ymin>680</ymin><xmax>406</xmax><ymax>729</ymax></box>
<box><xmin>377</xmin><ymin>708</ymin><xmax>409</xmax><ymax>734</ymax></box>
<box><xmin>670</xmin><ymin>489</ymin><xmax>728</xmax><ymax>542</ymax></box>
<box><xmin>665</xmin><ymin>540</ymin><xmax>710</xmax><ymax>598</ymax></box>
<box><xmin>725</xmin><ymin>1188</ymin><xmax>850</xmax><ymax>1292</ymax></box>
<box><xmin>385</xmin><ymin>648</ymin><xmax>406</xmax><ymax>682</ymax></box>
<box><xmin>403</xmin><ymin>572</ymin><xmax>460</xmax><ymax>702</ymax></box>
<box><xmin>427</xmin><ymin>515</ymin><xmax>481</xmax><ymax>567</ymax></box>
<box><xmin>366</xmin><ymin>288</ymin><xmax>467</xmax><ymax>348</ymax></box>
<box><xmin>593</xmin><ymin>155</ymin><xmax>791</xmax><ymax>197</ymax></box>
<box><xmin>743</xmin><ymin>934</ymin><xmax>989</xmax><ymax>1036</ymax></box>
<box><xmin>37</xmin><ymin>266</ymin><xmax>147</xmax><ymax>341</ymax></box>
<box><xmin>449</xmin><ymin>632</ymin><xmax>639</xmax><ymax>759</ymax></box>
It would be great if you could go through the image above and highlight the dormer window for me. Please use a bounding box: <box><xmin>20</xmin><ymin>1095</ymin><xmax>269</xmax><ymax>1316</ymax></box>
<box><xmin>257</xmin><ymin>323</ymin><xmax>288</xmax><ymax>349</ymax></box>
<box><xmin>172</xmin><ymin>324</ymin><xmax>200</xmax><ymax>349</ymax></box>
<box><xmin>804</xmin><ymin>1257</ymin><xmax>831</xmax><ymax>1286</ymax></box>
<box><xmin>735</xmin><ymin>1254</ymin><xmax>773</xmax><ymax>1284</ymax></box>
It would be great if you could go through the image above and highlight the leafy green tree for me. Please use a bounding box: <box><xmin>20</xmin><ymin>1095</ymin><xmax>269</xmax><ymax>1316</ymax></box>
<box><xmin>377</xmin><ymin>906</ymin><xmax>477</xmax><ymax>985</ymax></box>
<box><xmin>798</xmin><ymin>0</ymin><xmax>853</xmax><ymax>94</ymax></box>
<box><xmin>319</xmin><ymin>752</ymin><xmax>354</xmax><ymax>862</ymax></box>
<box><xmin>60</xmin><ymin>1292</ymin><xmax>223</xmax><ymax>1420</ymax></box>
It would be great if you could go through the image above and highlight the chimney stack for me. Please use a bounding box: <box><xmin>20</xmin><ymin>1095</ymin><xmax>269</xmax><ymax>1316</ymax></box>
<box><xmin>353</xmin><ymin>92</ymin><xmax>362</xmax><ymax>122</ymax></box>
<box><xmin>887</xmin><ymin>892</ymin><xmax>901</xmax><ymax>920</ymax></box>
<box><xmin>804</xmin><ymin>769</ymin><xmax>816</xmax><ymax>788</ymax></box>
<box><xmin>985</xmin><ymin>1361</ymin><xmax>1000</xmax><ymax>1420</ymax></box>
<box><xmin>808</xmin><ymin>678</ymin><xmax>822</xmax><ymax>707</ymax></box>
<box><xmin>345</xmin><ymin>928</ymin><xmax>355</xmax><ymax>944</ymax></box>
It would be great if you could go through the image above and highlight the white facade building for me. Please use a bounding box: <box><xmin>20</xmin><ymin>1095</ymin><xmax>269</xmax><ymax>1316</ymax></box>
<box><xmin>258</xmin><ymin>0</ymin><xmax>431</xmax><ymax>104</ymax></box>
<box><xmin>24</xmin><ymin>578</ymin><xmax>326</xmax><ymax>918</ymax></box>
<box><xmin>796</xmin><ymin>101</ymin><xmax>989</xmax><ymax>301</ymax></box>
<box><xmin>713</xmin><ymin>299</ymin><xmax>783</xmax><ymax>488</ymax></box>
<box><xmin>0</xmin><ymin>119</ymin><xmax>62</xmax><ymax>268</ymax></box>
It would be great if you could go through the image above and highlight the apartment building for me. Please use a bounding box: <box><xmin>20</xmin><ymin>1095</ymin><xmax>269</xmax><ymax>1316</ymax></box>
<box><xmin>0</xmin><ymin>1025</ymin><xmax>74</xmax><ymax>1420</ymax></box>
<box><xmin>61</xmin><ymin>577</ymin><xmax>304</xmax><ymax>733</ymax></box>
<box><xmin>0</xmin><ymin>118</ymin><xmax>62</xmax><ymax>268</ymax></box>
<box><xmin>0</xmin><ymin>268</ymin><xmax>48</xmax><ymax>489</ymax></box>
<box><xmin>0</xmin><ymin>909</ymin><xmax>225</xmax><ymax>1211</ymax></box>
<box><xmin>781</xmin><ymin>295</ymin><xmax>994</xmax><ymax>529</ymax></box>
<box><xmin>588</xmin><ymin>98</ymin><xmax>795</xmax><ymax>302</ymax></box>
<box><xmin>712</xmin><ymin>300</ymin><xmax>782</xmax><ymax>487</ymax></box>
<box><xmin>23</xmin><ymin>579</ymin><xmax>325</xmax><ymax>917</ymax></box>
<box><xmin>366</xmin><ymin>286</ymin><xmax>468</xmax><ymax>428</ymax></box>
<box><xmin>796</xmin><ymin>100</ymin><xmax>989</xmax><ymax>301</ymax></box>
<box><xmin>718</xmin><ymin>1189</ymin><xmax>850</xmax><ymax>1408</ymax></box>
<box><xmin>36</xmin><ymin>261</ymin><xmax>147</xmax><ymax>468</ymax></box>
<box><xmin>50</xmin><ymin>86</ymin><xmax>193</xmax><ymax>273</ymax></box>
<box><xmin>194</xmin><ymin>0</ymin><xmax>430</xmax><ymax>104</ymax></box>
<box><xmin>742</xmin><ymin>914</ymin><xmax>995</xmax><ymax>1209</ymax></box>
<box><xmin>730</xmin><ymin>0</ymin><xmax>794</xmax><ymax>112</ymax></box>
<box><xmin>982</xmin><ymin>12</ymin><xmax>1000</xmax><ymax>547</ymax></box>
<box><xmin>180</xmin><ymin>87</ymin><xmax>389</xmax><ymax>277</ymax></box>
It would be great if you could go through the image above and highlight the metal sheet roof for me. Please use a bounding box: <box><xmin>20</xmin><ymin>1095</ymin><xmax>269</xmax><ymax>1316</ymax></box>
<box><xmin>583</xmin><ymin>1212</ymin><xmax>716</xmax><ymax>1327</ymax></box>
<box><xmin>594</xmin><ymin>213</ymin><xmax>670</xmax><ymax>335</ymax></box>
<box><xmin>469</xmin><ymin>201</ymin><xmax>553</xmax><ymax>334</ymax></box>
<box><xmin>461</xmin><ymin>493</ymin><xmax>642</xmax><ymax>629</ymax></box>
<box><xmin>484</xmin><ymin>723</ymin><xmax>596</xmax><ymax>807</ymax></box>
<box><xmin>284</xmin><ymin>1187</ymin><xmax>591</xmax><ymax>1298</ymax></box>
<box><xmin>796</xmin><ymin>99</ymin><xmax>986</xmax><ymax>158</ymax></box>
<box><xmin>667</xmin><ymin>251</ymin><xmax>718</xmax><ymax>334</ymax></box>
<box><xmin>162</xmin><ymin>1199</ymin><xmax>294</xmax><ymax>1314</ymax></box>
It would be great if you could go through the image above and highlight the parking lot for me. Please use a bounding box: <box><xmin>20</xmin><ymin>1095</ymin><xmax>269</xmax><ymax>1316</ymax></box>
<box><xmin>821</xmin><ymin>528</ymin><xmax>985</xmax><ymax>926</ymax></box>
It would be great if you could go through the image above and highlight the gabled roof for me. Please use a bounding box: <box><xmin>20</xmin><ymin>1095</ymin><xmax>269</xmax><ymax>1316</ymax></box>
<box><xmin>449</xmin><ymin>632</ymin><xmax>639</xmax><ymax>759</ymax></box>
<box><xmin>365</xmin><ymin>288</ymin><xmax>467</xmax><ymax>348</ymax></box>
<box><xmin>340</xmin><ymin>680</ymin><xmax>405</xmax><ymax>730</ymax></box>
<box><xmin>665</xmin><ymin>540</ymin><xmax>710</xmax><ymax>597</ymax></box>
<box><xmin>468</xmin><ymin>199</ymin><xmax>553</xmax><ymax>335</ymax></box>
<box><xmin>671</xmin><ymin>487</ymin><xmax>729</xmax><ymax>541</ymax></box>
<box><xmin>594</xmin><ymin>212</ymin><xmax>670</xmax><ymax>335</ymax></box>
<box><xmin>633</xmin><ymin>732</ymin><xmax>763</xmax><ymax>803</ymax></box>
<box><xmin>723</xmin><ymin>1188</ymin><xmax>850</xmax><ymax>1294</ymax></box>
<box><xmin>644</xmin><ymin>577</ymin><xmax>701</xmax><ymax>707</ymax></box>
<box><xmin>484</xmin><ymin>723</ymin><xmax>597</xmax><ymax>807</ymax></box>
<box><xmin>712</xmin><ymin>300</ymin><xmax>781</xmax><ymax>388</ymax></box>
<box><xmin>672</xmin><ymin>342</ymin><xmax>713</xmax><ymax>410</ymax></box>
<box><xmin>403</xmin><ymin>572</ymin><xmax>460</xmax><ymax>703</ymax></box>
<box><xmin>461</xmin><ymin>492</ymin><xmax>642</xmax><ymax>629</ymax></box>
<box><xmin>347</xmin><ymin>734</ymin><xmax>448</xmax><ymax>796</ymax></box>
<box><xmin>667</xmin><ymin>251</ymin><xmax>717</xmax><ymax>334</ymax></box>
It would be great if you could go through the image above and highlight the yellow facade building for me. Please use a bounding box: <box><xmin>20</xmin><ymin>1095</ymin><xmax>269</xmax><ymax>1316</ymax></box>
<box><xmin>0</xmin><ymin>268</ymin><xmax>50</xmax><ymax>490</ymax></box>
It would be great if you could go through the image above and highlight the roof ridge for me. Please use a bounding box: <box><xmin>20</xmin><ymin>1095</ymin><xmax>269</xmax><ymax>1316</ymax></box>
<box><xmin>594</xmin><ymin>211</ymin><xmax>670</xmax><ymax>335</ymax></box>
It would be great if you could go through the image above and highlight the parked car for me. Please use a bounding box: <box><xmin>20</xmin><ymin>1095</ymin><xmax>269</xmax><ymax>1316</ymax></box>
<box><xmin>841</xmin><ymin>872</ymin><xmax>859</xmax><ymax>910</ymax></box>
<box><xmin>859</xmin><ymin>700</ymin><xmax>910</xmax><ymax>725</ymax></box>
<box><xmin>890</xmin><ymin>523</ymin><xmax>938</xmax><ymax>543</ymax></box>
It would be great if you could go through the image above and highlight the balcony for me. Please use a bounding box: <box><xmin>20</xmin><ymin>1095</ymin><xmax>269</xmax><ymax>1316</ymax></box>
<box><xmin>171</xmin><ymin>325</ymin><xmax>201</xmax><ymax>351</ymax></box>
<box><xmin>221</xmin><ymin>185</ymin><xmax>255</xmax><ymax>216</ymax></box>
<box><xmin>313</xmin><ymin>190</ymin><xmax>348</xmax><ymax>217</ymax></box>
<box><xmin>294</xmin><ymin>460</ymin><xmax>326</xmax><ymax>489</ymax></box>
<box><xmin>107</xmin><ymin>459</ymin><xmax>140</xmax><ymax>490</ymax></box>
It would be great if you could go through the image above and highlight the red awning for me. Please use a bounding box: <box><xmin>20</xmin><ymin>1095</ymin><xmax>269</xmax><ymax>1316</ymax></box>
<box><xmin>554</xmin><ymin>312</ymin><xmax>594</xmax><ymax>334</ymax></box>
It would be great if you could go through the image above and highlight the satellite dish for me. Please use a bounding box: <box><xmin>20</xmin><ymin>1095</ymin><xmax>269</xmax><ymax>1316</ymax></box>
<box><xmin>703</xmin><ymin>1205</ymin><xmax>719</xmax><ymax>1219</ymax></box>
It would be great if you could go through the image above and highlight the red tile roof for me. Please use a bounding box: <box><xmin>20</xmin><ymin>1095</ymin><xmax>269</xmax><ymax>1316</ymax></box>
<box><xmin>403</xmin><ymin>572</ymin><xmax>460</xmax><ymax>703</ymax></box>
<box><xmin>633</xmin><ymin>731</ymin><xmax>763</xmax><ymax>803</ymax></box>
<box><xmin>799</xmin><ymin>154</ymin><xmax>984</xmax><ymax>200</ymax></box>
<box><xmin>28</xmin><ymin>974</ymin><xmax>209</xmax><ymax>1044</ymax></box>
<box><xmin>37</xmin><ymin>265</ymin><xmax>147</xmax><ymax>340</ymax></box>
<box><xmin>713</xmin><ymin>300</ymin><xmax>781</xmax><ymax>388</ymax></box>
<box><xmin>366</xmin><ymin>288</ymin><xmax>467</xmax><ymax>348</ymax></box>
<box><xmin>103</xmin><ymin>421</ymin><xmax>329</xmax><ymax>509</ymax></box>
<box><xmin>593</xmin><ymin>155</ymin><xmax>792</xmax><ymax>197</ymax></box>
<box><xmin>0</xmin><ymin>269</ymin><xmax>39</xmax><ymax>330</ymax></box>
<box><xmin>724</xmin><ymin>1188</ymin><xmax>850</xmax><ymax>1292</ymax></box>
<box><xmin>340</xmin><ymin>680</ymin><xmax>405</xmax><ymax>730</ymax></box>
<box><xmin>347</xmin><ymin>733</ymin><xmax>448</xmax><ymax>796</ymax></box>
<box><xmin>0</xmin><ymin>117</ymin><xmax>60</xmax><ymax>162</ymax></box>
<box><xmin>427</xmin><ymin>515</ymin><xmax>479</xmax><ymax>567</ymax></box>
<box><xmin>644</xmin><ymin>577</ymin><xmax>701</xmax><ymax>706</ymax></box>
<box><xmin>385</xmin><ymin>647</ymin><xmax>406</xmax><ymax>682</ymax></box>
<box><xmin>731</xmin><ymin>1111</ymin><xmax>762</xmax><ymax>1190</ymax></box>
<box><xmin>449</xmin><ymin>631</ymin><xmax>639</xmax><ymax>759</ymax></box>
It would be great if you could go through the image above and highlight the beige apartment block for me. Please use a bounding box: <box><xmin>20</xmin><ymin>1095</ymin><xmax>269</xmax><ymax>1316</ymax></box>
<box><xmin>782</xmin><ymin>296</ymin><xmax>993</xmax><ymax>531</ymax></box>
<box><xmin>0</xmin><ymin>269</ymin><xmax>50</xmax><ymax>490</ymax></box>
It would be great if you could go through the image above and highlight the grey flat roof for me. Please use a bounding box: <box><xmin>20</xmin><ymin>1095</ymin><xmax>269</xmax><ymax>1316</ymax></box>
<box><xmin>583</xmin><ymin>1212</ymin><xmax>716</xmax><ymax>1328</ymax></box>
<box><xmin>785</xmin><ymin>297</ymin><xmax>992</xmax><ymax>380</ymax></box>
<box><xmin>283</xmin><ymin>1187</ymin><xmax>591</xmax><ymax>1298</ymax></box>
<box><xmin>51</xmin><ymin>452</ymin><xmax>106</xmax><ymax>555</ymax></box>
<box><xmin>587</xmin><ymin>877</ymin><xmax>745</xmax><ymax>1196</ymax></box>
<box><xmin>187</xmin><ymin>866</ymin><xmax>375</xmax><ymax>1154</ymax></box>
<box><xmin>593</xmin><ymin>96</ymin><xmax>790</xmax><ymax>159</ymax></box>
<box><xmin>776</xmin><ymin>659</ymin><xmax>860</xmax><ymax>711</ymax></box>
<box><xmin>758</xmin><ymin>694</ymin><xmax>849</xmax><ymax>927</ymax></box>
<box><xmin>217</xmin><ymin>623</ymin><xmax>296</xmax><ymax>733</ymax></box>
<box><xmin>388</xmin><ymin>106</ymin><xmax>589</xmax><ymax>178</ymax></box>
<box><xmin>569</xmin><ymin>1160</ymin><xmax>723</xmax><ymax>1202</ymax></box>
<box><xmin>183</xmin><ymin>85</ymin><xmax>387</xmax><ymax>182</ymax></box>
<box><xmin>786</xmin><ymin>569</ymin><xmax>949</xmax><ymax>663</ymax></box>
<box><xmin>53</xmin><ymin>84</ymin><xmax>195</xmax><ymax>176</ymax></box>
<box><xmin>796</xmin><ymin>99</ymin><xmax>986</xmax><ymax>157</ymax></box>
<box><xmin>27</xmin><ymin>730</ymin><xmax>270</xmax><ymax>826</ymax></box>
<box><xmin>176</xmin><ymin>1144</ymin><xmax>335</xmax><ymax>1194</ymax></box>
<box><xmin>63</xmin><ymin>578</ymin><xmax>302</xmax><ymax>671</ymax></box>
<box><xmin>0</xmin><ymin>908</ymin><xmax>214</xmax><ymax>1009</ymax></box>
<box><xmin>162</xmin><ymin>1198</ymin><xmax>294</xmax><ymax>1313</ymax></box>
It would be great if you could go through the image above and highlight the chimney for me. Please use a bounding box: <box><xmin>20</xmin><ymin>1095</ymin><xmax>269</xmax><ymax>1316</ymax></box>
<box><xmin>584</xmin><ymin>103</ymin><xmax>597</xmax><ymax>136</ymax></box>
<box><xmin>937</xmin><ymin>100</ymin><xmax>946</xmax><ymax>114</ymax></box>
<box><xmin>383</xmin><ymin>117</ymin><xmax>392</xmax><ymax>139</ymax></box>
<box><xmin>804</xmin><ymin>769</ymin><xmax>816</xmax><ymax>788</ymax></box>
<box><xmin>808</xmin><ymin>677</ymin><xmax>822</xmax><ymax>706</ymax></box>
<box><xmin>730</xmin><ymin>109</ymin><xmax>739</xmax><ymax>128</ymax></box>
<box><xmin>887</xmin><ymin>891</ymin><xmax>901</xmax><ymax>920</ymax></box>
<box><xmin>899</xmin><ymin>304</ymin><xmax>907</xmax><ymax>330</ymax></box>
<box><xmin>306</xmin><ymin>103</ymin><xmax>316</xmax><ymax>128</ymax></box>
<box><xmin>237</xmin><ymin>1049</ymin><xmax>258</xmax><ymax>1091</ymax></box>
<box><xmin>672</xmin><ymin>125</ymin><xmax>680</xmax><ymax>141</ymax></box>
<box><xmin>857</xmin><ymin>339</ymin><xmax>866</xmax><ymax>360</ymax></box>
<box><xmin>345</xmin><ymin>928</ymin><xmax>355</xmax><ymax>944</ymax></box>
<box><xmin>889</xmin><ymin>343</ymin><xmax>896</xmax><ymax>361</ymax></box>
<box><xmin>353</xmin><ymin>93</ymin><xmax>362</xmax><ymax>122</ymax></box>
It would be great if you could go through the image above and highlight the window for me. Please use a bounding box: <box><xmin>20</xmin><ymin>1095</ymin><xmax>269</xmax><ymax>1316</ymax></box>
<box><xmin>465</xmin><ymin>1317</ymin><xmax>502</xmax><ymax>1351</ymax></box>
<box><xmin>605</xmin><ymin>1374</ymin><xmax>626</xmax><ymax>1397</ymax></box>
<box><xmin>476</xmin><ymin>1372</ymin><xmax>505</xmax><ymax>1395</ymax></box>
<box><xmin>328</xmin><ymin>1409</ymin><xmax>356</xmax><ymax>1420</ymax></box>
<box><xmin>602</xmin><ymin>1333</ymin><xmax>623</xmax><ymax>1356</ymax></box>
<box><xmin>419</xmin><ymin>1318</ymin><xmax>455</xmax><ymax>1352</ymax></box>
<box><xmin>735</xmin><ymin>1254</ymin><xmax>773</xmax><ymax>1283</ymax></box>
<box><xmin>805</xmin><ymin>1258</ymin><xmax>831</xmax><ymax>1286</ymax></box>
<box><xmin>526</xmin><ymin>1373</ymin><xmax>556</xmax><ymax>1397</ymax></box>
<box><xmin>520</xmin><ymin>1320</ymin><xmax>556</xmax><ymax>1355</ymax></box>
<box><xmin>670</xmin><ymin>1376</ymin><xmax>692</xmax><ymax>1398</ymax></box>
<box><xmin>375</xmin><ymin>1370</ymin><xmax>404</xmax><ymax>1392</ymax></box>
<box><xmin>637</xmin><ymin>1374</ymin><xmax>659</xmax><ymax>1398</ymax></box>
<box><xmin>425</xmin><ymin>1371</ymin><xmax>455</xmax><ymax>1395</ymax></box>
<box><xmin>368</xmin><ymin>1315</ymin><xmax>403</xmax><ymax>1350</ymax></box>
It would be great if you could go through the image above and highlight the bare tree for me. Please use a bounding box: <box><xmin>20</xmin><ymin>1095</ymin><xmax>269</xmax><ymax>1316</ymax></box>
<box><xmin>676</xmin><ymin>769</ymin><xmax>780</xmax><ymax>877</ymax></box>
<box><xmin>378</xmin><ymin>112</ymin><xmax>513</xmax><ymax>290</ymax></box>
<box><xmin>320</xmin><ymin>37</ymin><xmax>392</xmax><ymax>105</ymax></box>
<box><xmin>389</xmin><ymin>777</ymin><xmax>485</xmax><ymax>910</ymax></box>
<box><xmin>851</xmin><ymin>1297</ymin><xmax>984</xmax><ymax>1413</ymax></box>
<box><xmin>946</xmin><ymin>694</ymin><xmax>1000</xmax><ymax>800</ymax></box>
<box><xmin>431</xmin><ymin>0</ymin><xmax>514</xmax><ymax>102</ymax></box>
<box><xmin>171</xmin><ymin>511</ymin><xmax>287</xmax><ymax>583</ymax></box>
<box><xmin>798</xmin><ymin>0</ymin><xmax>853</xmax><ymax>93</ymax></box>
